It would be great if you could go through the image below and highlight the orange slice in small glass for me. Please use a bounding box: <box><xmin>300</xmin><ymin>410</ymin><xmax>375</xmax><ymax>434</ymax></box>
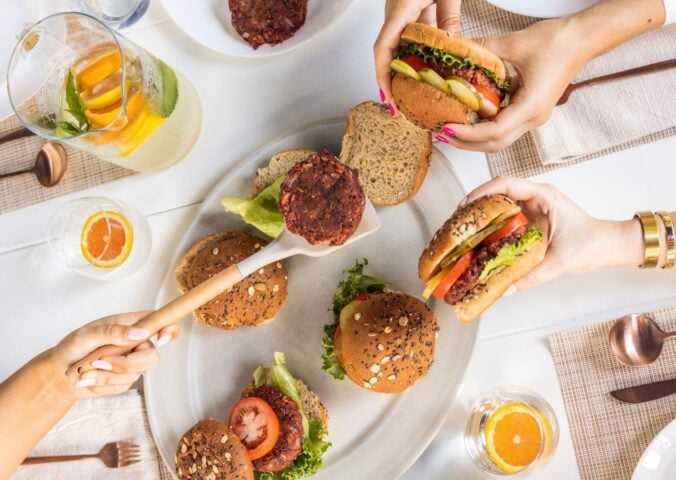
<box><xmin>81</xmin><ymin>210</ymin><xmax>134</xmax><ymax>269</ymax></box>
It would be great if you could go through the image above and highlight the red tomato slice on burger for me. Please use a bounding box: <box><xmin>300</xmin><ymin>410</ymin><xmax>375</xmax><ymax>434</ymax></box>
<box><xmin>229</xmin><ymin>397</ymin><xmax>280</xmax><ymax>460</ymax></box>
<box><xmin>432</xmin><ymin>250</ymin><xmax>476</xmax><ymax>299</ymax></box>
<box><xmin>353</xmin><ymin>293</ymin><xmax>369</xmax><ymax>301</ymax></box>
<box><xmin>401</xmin><ymin>54</ymin><xmax>430</xmax><ymax>71</ymax></box>
<box><xmin>473</xmin><ymin>83</ymin><xmax>501</xmax><ymax>110</ymax></box>
<box><xmin>482</xmin><ymin>212</ymin><xmax>529</xmax><ymax>246</ymax></box>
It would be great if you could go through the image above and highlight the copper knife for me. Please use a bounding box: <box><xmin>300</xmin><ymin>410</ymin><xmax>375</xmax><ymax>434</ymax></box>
<box><xmin>610</xmin><ymin>378</ymin><xmax>676</xmax><ymax>403</ymax></box>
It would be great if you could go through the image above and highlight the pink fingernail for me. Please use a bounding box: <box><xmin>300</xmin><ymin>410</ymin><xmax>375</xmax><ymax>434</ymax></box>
<box><xmin>379</xmin><ymin>88</ymin><xmax>386</xmax><ymax>103</ymax></box>
<box><xmin>441</xmin><ymin>127</ymin><xmax>456</xmax><ymax>137</ymax></box>
<box><xmin>434</xmin><ymin>135</ymin><xmax>449</xmax><ymax>144</ymax></box>
<box><xmin>157</xmin><ymin>334</ymin><xmax>171</xmax><ymax>347</ymax></box>
<box><xmin>388</xmin><ymin>102</ymin><xmax>396</xmax><ymax>117</ymax></box>
<box><xmin>92</xmin><ymin>360</ymin><xmax>113</xmax><ymax>371</ymax></box>
<box><xmin>75</xmin><ymin>378</ymin><xmax>96</xmax><ymax>388</ymax></box>
<box><xmin>127</xmin><ymin>328</ymin><xmax>149</xmax><ymax>341</ymax></box>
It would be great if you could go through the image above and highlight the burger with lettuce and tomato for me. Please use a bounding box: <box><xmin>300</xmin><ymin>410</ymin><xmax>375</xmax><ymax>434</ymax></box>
<box><xmin>389</xmin><ymin>22</ymin><xmax>509</xmax><ymax>129</ymax></box>
<box><xmin>419</xmin><ymin>195</ymin><xmax>546</xmax><ymax>323</ymax></box>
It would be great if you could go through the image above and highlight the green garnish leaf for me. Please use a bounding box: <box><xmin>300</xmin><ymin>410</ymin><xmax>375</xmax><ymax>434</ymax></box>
<box><xmin>478</xmin><ymin>226</ymin><xmax>543</xmax><ymax>283</ymax></box>
<box><xmin>398</xmin><ymin>42</ymin><xmax>509</xmax><ymax>91</ymax></box>
<box><xmin>156</xmin><ymin>59</ymin><xmax>178</xmax><ymax>118</ymax></box>
<box><xmin>55</xmin><ymin>121</ymin><xmax>82</xmax><ymax>136</ymax></box>
<box><xmin>221</xmin><ymin>175</ymin><xmax>285</xmax><ymax>238</ymax></box>
<box><xmin>331</xmin><ymin>258</ymin><xmax>387</xmax><ymax>318</ymax></box>
<box><xmin>63</xmin><ymin>68</ymin><xmax>89</xmax><ymax>132</ymax></box>
<box><xmin>321</xmin><ymin>324</ymin><xmax>346</xmax><ymax>380</ymax></box>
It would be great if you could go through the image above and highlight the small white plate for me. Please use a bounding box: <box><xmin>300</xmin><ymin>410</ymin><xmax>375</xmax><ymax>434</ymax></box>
<box><xmin>485</xmin><ymin>0</ymin><xmax>597</xmax><ymax>18</ymax></box>
<box><xmin>160</xmin><ymin>0</ymin><xmax>353</xmax><ymax>57</ymax></box>
<box><xmin>633</xmin><ymin>418</ymin><xmax>676</xmax><ymax>479</ymax></box>
<box><xmin>144</xmin><ymin>118</ymin><xmax>479</xmax><ymax>479</ymax></box>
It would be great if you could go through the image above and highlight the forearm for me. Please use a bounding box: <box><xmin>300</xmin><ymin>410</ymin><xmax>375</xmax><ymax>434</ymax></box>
<box><xmin>0</xmin><ymin>350</ymin><xmax>75</xmax><ymax>479</ymax></box>
<box><xmin>570</xmin><ymin>0</ymin><xmax>666</xmax><ymax>62</ymax></box>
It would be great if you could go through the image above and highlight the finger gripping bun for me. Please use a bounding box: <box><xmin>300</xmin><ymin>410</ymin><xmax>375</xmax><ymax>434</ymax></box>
<box><xmin>419</xmin><ymin>194</ymin><xmax>520</xmax><ymax>282</ymax></box>
<box><xmin>176</xmin><ymin>419</ymin><xmax>253</xmax><ymax>480</ymax></box>
<box><xmin>339</xmin><ymin>292</ymin><xmax>438</xmax><ymax>394</ymax></box>
<box><xmin>392</xmin><ymin>74</ymin><xmax>476</xmax><ymax>129</ymax></box>
<box><xmin>175</xmin><ymin>230</ymin><xmax>288</xmax><ymax>329</ymax></box>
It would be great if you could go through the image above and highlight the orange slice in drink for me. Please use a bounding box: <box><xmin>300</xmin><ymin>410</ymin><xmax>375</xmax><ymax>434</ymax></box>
<box><xmin>81</xmin><ymin>210</ymin><xmax>134</xmax><ymax>269</ymax></box>
<box><xmin>484</xmin><ymin>403</ymin><xmax>547</xmax><ymax>474</ymax></box>
<box><xmin>76</xmin><ymin>50</ymin><xmax>123</xmax><ymax>91</ymax></box>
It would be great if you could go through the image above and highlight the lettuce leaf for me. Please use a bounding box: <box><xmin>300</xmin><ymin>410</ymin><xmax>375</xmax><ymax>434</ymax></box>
<box><xmin>221</xmin><ymin>176</ymin><xmax>285</xmax><ymax>238</ymax></box>
<box><xmin>478</xmin><ymin>226</ymin><xmax>543</xmax><ymax>283</ymax></box>
<box><xmin>252</xmin><ymin>353</ymin><xmax>332</xmax><ymax>480</ymax></box>
<box><xmin>398</xmin><ymin>42</ymin><xmax>509</xmax><ymax>91</ymax></box>
<box><xmin>321</xmin><ymin>259</ymin><xmax>386</xmax><ymax>381</ymax></box>
<box><xmin>255</xmin><ymin>419</ymin><xmax>331</xmax><ymax>480</ymax></box>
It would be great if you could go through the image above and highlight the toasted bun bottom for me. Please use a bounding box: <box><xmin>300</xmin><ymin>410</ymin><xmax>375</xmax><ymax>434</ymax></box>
<box><xmin>391</xmin><ymin>73</ymin><xmax>476</xmax><ymax>130</ymax></box>
<box><xmin>452</xmin><ymin>238</ymin><xmax>547</xmax><ymax>323</ymax></box>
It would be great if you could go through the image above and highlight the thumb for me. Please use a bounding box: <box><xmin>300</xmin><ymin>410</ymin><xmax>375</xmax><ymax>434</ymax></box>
<box><xmin>512</xmin><ymin>257</ymin><xmax>561</xmax><ymax>292</ymax></box>
<box><xmin>472</xmin><ymin>34</ymin><xmax>515</xmax><ymax>63</ymax></box>
<box><xmin>436</xmin><ymin>0</ymin><xmax>462</xmax><ymax>34</ymax></box>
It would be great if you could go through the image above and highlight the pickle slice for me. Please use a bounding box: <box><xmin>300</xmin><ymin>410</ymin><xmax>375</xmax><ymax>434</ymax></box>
<box><xmin>446</xmin><ymin>76</ymin><xmax>481</xmax><ymax>111</ymax></box>
<box><xmin>418</xmin><ymin>68</ymin><xmax>451</xmax><ymax>94</ymax></box>
<box><xmin>390</xmin><ymin>59</ymin><xmax>421</xmax><ymax>81</ymax></box>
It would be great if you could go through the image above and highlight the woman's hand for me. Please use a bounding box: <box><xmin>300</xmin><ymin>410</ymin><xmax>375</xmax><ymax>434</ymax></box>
<box><xmin>374</xmin><ymin>0</ymin><xmax>463</xmax><ymax>109</ymax></box>
<box><xmin>464</xmin><ymin>176</ymin><xmax>644</xmax><ymax>291</ymax></box>
<box><xmin>51</xmin><ymin>312</ymin><xmax>180</xmax><ymax>398</ymax></box>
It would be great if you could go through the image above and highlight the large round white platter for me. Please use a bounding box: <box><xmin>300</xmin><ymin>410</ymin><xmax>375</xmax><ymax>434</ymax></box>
<box><xmin>633</xmin><ymin>418</ymin><xmax>676</xmax><ymax>480</ymax></box>
<box><xmin>485</xmin><ymin>0</ymin><xmax>596</xmax><ymax>18</ymax></box>
<box><xmin>144</xmin><ymin>118</ymin><xmax>478</xmax><ymax>479</ymax></box>
<box><xmin>160</xmin><ymin>0</ymin><xmax>353</xmax><ymax>57</ymax></box>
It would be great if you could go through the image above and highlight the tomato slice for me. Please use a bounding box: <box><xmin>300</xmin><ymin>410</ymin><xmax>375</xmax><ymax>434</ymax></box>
<box><xmin>333</xmin><ymin>325</ymin><xmax>345</xmax><ymax>366</ymax></box>
<box><xmin>229</xmin><ymin>397</ymin><xmax>280</xmax><ymax>460</ymax></box>
<box><xmin>432</xmin><ymin>250</ymin><xmax>476</xmax><ymax>299</ymax></box>
<box><xmin>401</xmin><ymin>54</ymin><xmax>430</xmax><ymax>71</ymax></box>
<box><xmin>473</xmin><ymin>83</ymin><xmax>501</xmax><ymax>110</ymax></box>
<box><xmin>482</xmin><ymin>212</ymin><xmax>529</xmax><ymax>246</ymax></box>
<box><xmin>353</xmin><ymin>293</ymin><xmax>369</xmax><ymax>301</ymax></box>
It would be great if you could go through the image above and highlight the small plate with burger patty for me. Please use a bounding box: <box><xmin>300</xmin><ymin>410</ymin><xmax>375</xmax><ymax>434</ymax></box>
<box><xmin>144</xmin><ymin>108</ymin><xmax>482</xmax><ymax>479</ymax></box>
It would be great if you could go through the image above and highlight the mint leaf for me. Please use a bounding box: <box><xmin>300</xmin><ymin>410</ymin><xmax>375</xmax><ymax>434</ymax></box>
<box><xmin>55</xmin><ymin>121</ymin><xmax>81</xmax><ymax>136</ymax></box>
<box><xmin>64</xmin><ymin>68</ymin><xmax>89</xmax><ymax>130</ymax></box>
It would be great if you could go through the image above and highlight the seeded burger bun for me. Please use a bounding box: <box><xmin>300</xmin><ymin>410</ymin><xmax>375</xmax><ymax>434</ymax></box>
<box><xmin>391</xmin><ymin>23</ymin><xmax>509</xmax><ymax>129</ymax></box>
<box><xmin>419</xmin><ymin>195</ymin><xmax>546</xmax><ymax>323</ymax></box>
<box><xmin>176</xmin><ymin>419</ymin><xmax>253</xmax><ymax>480</ymax></box>
<box><xmin>336</xmin><ymin>292</ymin><xmax>438</xmax><ymax>394</ymax></box>
<box><xmin>175</xmin><ymin>230</ymin><xmax>288</xmax><ymax>329</ymax></box>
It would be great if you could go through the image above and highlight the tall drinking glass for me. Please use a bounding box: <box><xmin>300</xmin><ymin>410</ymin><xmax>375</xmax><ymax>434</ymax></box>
<box><xmin>7</xmin><ymin>12</ymin><xmax>202</xmax><ymax>172</ymax></box>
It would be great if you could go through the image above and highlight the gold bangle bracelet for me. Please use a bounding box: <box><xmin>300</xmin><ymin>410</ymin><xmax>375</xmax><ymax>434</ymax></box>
<box><xmin>634</xmin><ymin>211</ymin><xmax>660</xmax><ymax>268</ymax></box>
<box><xmin>656</xmin><ymin>211</ymin><xmax>675</xmax><ymax>269</ymax></box>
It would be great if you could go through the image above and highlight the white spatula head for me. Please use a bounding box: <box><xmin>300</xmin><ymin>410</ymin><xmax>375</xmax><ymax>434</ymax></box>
<box><xmin>238</xmin><ymin>199</ymin><xmax>380</xmax><ymax>277</ymax></box>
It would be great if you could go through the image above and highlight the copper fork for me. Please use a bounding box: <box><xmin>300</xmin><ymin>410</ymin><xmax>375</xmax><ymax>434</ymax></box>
<box><xmin>22</xmin><ymin>441</ymin><xmax>140</xmax><ymax>468</ymax></box>
<box><xmin>556</xmin><ymin>58</ymin><xmax>676</xmax><ymax>105</ymax></box>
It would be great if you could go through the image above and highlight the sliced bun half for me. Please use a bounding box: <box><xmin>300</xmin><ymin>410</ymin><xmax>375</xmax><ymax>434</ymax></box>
<box><xmin>175</xmin><ymin>230</ymin><xmax>288</xmax><ymax>329</ymax></box>
<box><xmin>419</xmin><ymin>194</ymin><xmax>520</xmax><ymax>283</ymax></box>
<box><xmin>252</xmin><ymin>148</ymin><xmax>317</xmax><ymax>196</ymax></box>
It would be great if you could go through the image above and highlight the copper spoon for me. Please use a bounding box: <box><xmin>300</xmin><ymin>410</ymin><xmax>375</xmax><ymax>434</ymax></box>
<box><xmin>0</xmin><ymin>142</ymin><xmax>67</xmax><ymax>187</ymax></box>
<box><xmin>608</xmin><ymin>313</ymin><xmax>676</xmax><ymax>366</ymax></box>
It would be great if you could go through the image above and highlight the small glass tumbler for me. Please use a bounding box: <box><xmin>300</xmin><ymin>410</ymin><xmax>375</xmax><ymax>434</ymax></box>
<box><xmin>48</xmin><ymin>196</ymin><xmax>151</xmax><ymax>280</ymax></box>
<box><xmin>465</xmin><ymin>387</ymin><xmax>559</xmax><ymax>476</ymax></box>
<box><xmin>66</xmin><ymin>0</ymin><xmax>151</xmax><ymax>29</ymax></box>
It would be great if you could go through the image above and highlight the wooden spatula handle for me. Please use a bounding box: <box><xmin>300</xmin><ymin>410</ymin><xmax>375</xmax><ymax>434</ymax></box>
<box><xmin>65</xmin><ymin>264</ymin><xmax>244</xmax><ymax>379</ymax></box>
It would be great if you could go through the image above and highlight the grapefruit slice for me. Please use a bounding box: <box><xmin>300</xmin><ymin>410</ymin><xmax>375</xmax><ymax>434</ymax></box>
<box><xmin>81</xmin><ymin>210</ymin><xmax>134</xmax><ymax>269</ymax></box>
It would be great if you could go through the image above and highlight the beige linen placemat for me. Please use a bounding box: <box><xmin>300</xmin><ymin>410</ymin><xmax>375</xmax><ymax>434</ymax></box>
<box><xmin>460</xmin><ymin>0</ymin><xmax>676</xmax><ymax>178</ymax></box>
<box><xmin>0</xmin><ymin>115</ymin><xmax>134</xmax><ymax>215</ymax></box>
<box><xmin>549</xmin><ymin>306</ymin><xmax>676</xmax><ymax>480</ymax></box>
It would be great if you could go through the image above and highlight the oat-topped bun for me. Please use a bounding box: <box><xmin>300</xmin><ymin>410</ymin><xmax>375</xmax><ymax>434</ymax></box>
<box><xmin>175</xmin><ymin>231</ymin><xmax>288</xmax><ymax>329</ymax></box>
<box><xmin>176</xmin><ymin>419</ymin><xmax>253</xmax><ymax>480</ymax></box>
<box><xmin>335</xmin><ymin>292</ymin><xmax>438</xmax><ymax>394</ymax></box>
<box><xmin>419</xmin><ymin>194</ymin><xmax>520</xmax><ymax>283</ymax></box>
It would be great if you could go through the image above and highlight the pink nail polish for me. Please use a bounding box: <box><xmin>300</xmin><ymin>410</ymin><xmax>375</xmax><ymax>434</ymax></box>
<box><xmin>388</xmin><ymin>102</ymin><xmax>396</xmax><ymax>117</ymax></box>
<box><xmin>435</xmin><ymin>135</ymin><xmax>449</xmax><ymax>144</ymax></box>
<box><xmin>128</xmin><ymin>328</ymin><xmax>149</xmax><ymax>341</ymax></box>
<box><xmin>92</xmin><ymin>360</ymin><xmax>113</xmax><ymax>371</ymax></box>
<box><xmin>441</xmin><ymin>127</ymin><xmax>456</xmax><ymax>137</ymax></box>
<box><xmin>379</xmin><ymin>88</ymin><xmax>386</xmax><ymax>103</ymax></box>
<box><xmin>75</xmin><ymin>378</ymin><xmax>96</xmax><ymax>388</ymax></box>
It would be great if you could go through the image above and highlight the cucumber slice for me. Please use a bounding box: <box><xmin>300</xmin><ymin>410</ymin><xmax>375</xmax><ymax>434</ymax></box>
<box><xmin>446</xmin><ymin>76</ymin><xmax>481</xmax><ymax>111</ymax></box>
<box><xmin>390</xmin><ymin>59</ymin><xmax>421</xmax><ymax>81</ymax></box>
<box><xmin>418</xmin><ymin>68</ymin><xmax>451</xmax><ymax>94</ymax></box>
<box><xmin>156</xmin><ymin>59</ymin><xmax>178</xmax><ymax>118</ymax></box>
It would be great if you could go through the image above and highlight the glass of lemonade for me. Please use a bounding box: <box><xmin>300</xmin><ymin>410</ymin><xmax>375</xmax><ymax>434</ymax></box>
<box><xmin>48</xmin><ymin>196</ymin><xmax>151</xmax><ymax>280</ymax></box>
<box><xmin>465</xmin><ymin>387</ymin><xmax>559</xmax><ymax>476</ymax></box>
<box><xmin>7</xmin><ymin>12</ymin><xmax>201</xmax><ymax>172</ymax></box>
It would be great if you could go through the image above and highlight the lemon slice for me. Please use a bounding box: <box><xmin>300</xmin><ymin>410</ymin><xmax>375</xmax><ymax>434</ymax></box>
<box><xmin>484</xmin><ymin>403</ymin><xmax>548</xmax><ymax>474</ymax></box>
<box><xmin>81</xmin><ymin>210</ymin><xmax>134</xmax><ymax>269</ymax></box>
